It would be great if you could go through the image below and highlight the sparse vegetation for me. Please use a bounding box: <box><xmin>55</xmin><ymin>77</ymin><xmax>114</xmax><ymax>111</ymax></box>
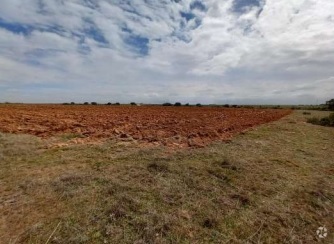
<box><xmin>174</xmin><ymin>102</ymin><xmax>182</xmax><ymax>106</ymax></box>
<box><xmin>303</xmin><ymin>111</ymin><xmax>311</xmax><ymax>115</ymax></box>
<box><xmin>91</xmin><ymin>102</ymin><xmax>98</xmax><ymax>105</ymax></box>
<box><xmin>196</xmin><ymin>103</ymin><xmax>202</xmax><ymax>107</ymax></box>
<box><xmin>130</xmin><ymin>102</ymin><xmax>137</xmax><ymax>106</ymax></box>
<box><xmin>162</xmin><ymin>102</ymin><xmax>172</xmax><ymax>106</ymax></box>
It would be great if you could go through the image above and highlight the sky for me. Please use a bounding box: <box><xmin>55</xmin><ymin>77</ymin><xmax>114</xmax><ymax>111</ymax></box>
<box><xmin>0</xmin><ymin>0</ymin><xmax>333</xmax><ymax>105</ymax></box>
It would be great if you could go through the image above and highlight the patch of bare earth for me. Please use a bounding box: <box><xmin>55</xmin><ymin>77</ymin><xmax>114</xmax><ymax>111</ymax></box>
<box><xmin>0</xmin><ymin>105</ymin><xmax>291</xmax><ymax>147</ymax></box>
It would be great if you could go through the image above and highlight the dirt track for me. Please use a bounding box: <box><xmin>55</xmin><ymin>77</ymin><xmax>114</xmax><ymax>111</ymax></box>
<box><xmin>0</xmin><ymin>105</ymin><xmax>292</xmax><ymax>147</ymax></box>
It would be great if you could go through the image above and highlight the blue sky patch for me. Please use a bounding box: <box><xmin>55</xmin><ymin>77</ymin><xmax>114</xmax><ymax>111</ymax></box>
<box><xmin>0</xmin><ymin>19</ymin><xmax>32</xmax><ymax>35</ymax></box>
<box><xmin>83</xmin><ymin>19</ymin><xmax>109</xmax><ymax>44</ymax></box>
<box><xmin>232</xmin><ymin>0</ymin><xmax>261</xmax><ymax>13</ymax></box>
<box><xmin>125</xmin><ymin>34</ymin><xmax>149</xmax><ymax>56</ymax></box>
<box><xmin>180</xmin><ymin>11</ymin><xmax>196</xmax><ymax>21</ymax></box>
<box><xmin>190</xmin><ymin>1</ymin><xmax>207</xmax><ymax>11</ymax></box>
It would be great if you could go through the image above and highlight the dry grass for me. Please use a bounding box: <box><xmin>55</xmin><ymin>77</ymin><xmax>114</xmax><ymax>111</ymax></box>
<box><xmin>0</xmin><ymin>110</ymin><xmax>333</xmax><ymax>243</ymax></box>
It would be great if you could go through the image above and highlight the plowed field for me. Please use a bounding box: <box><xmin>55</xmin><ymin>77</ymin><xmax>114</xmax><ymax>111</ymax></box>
<box><xmin>0</xmin><ymin>105</ymin><xmax>291</xmax><ymax>147</ymax></box>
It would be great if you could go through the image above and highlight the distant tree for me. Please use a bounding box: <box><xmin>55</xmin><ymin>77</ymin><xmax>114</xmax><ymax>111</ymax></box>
<box><xmin>84</xmin><ymin>102</ymin><xmax>89</xmax><ymax>105</ymax></box>
<box><xmin>163</xmin><ymin>103</ymin><xmax>172</xmax><ymax>106</ymax></box>
<box><xmin>70</xmin><ymin>102</ymin><xmax>75</xmax><ymax>105</ymax></box>
<box><xmin>326</xmin><ymin>99</ymin><xmax>334</xmax><ymax>110</ymax></box>
<box><xmin>115</xmin><ymin>102</ymin><xmax>121</xmax><ymax>105</ymax></box>
<box><xmin>174</xmin><ymin>102</ymin><xmax>182</xmax><ymax>106</ymax></box>
<box><xmin>231</xmin><ymin>105</ymin><xmax>238</xmax><ymax>108</ymax></box>
<box><xmin>91</xmin><ymin>102</ymin><xmax>98</xmax><ymax>105</ymax></box>
<box><xmin>130</xmin><ymin>102</ymin><xmax>137</xmax><ymax>106</ymax></box>
<box><xmin>185</xmin><ymin>103</ymin><xmax>190</xmax><ymax>106</ymax></box>
<box><xmin>196</xmin><ymin>103</ymin><xmax>202</xmax><ymax>107</ymax></box>
<box><xmin>106</xmin><ymin>102</ymin><xmax>112</xmax><ymax>105</ymax></box>
<box><xmin>223</xmin><ymin>104</ymin><xmax>230</xmax><ymax>108</ymax></box>
<box><xmin>63</xmin><ymin>103</ymin><xmax>70</xmax><ymax>105</ymax></box>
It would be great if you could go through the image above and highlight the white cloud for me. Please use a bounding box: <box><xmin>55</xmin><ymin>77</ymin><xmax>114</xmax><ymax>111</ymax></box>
<box><xmin>0</xmin><ymin>0</ymin><xmax>333</xmax><ymax>104</ymax></box>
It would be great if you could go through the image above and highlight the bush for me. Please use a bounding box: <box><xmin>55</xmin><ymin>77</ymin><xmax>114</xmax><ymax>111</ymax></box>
<box><xmin>91</xmin><ymin>102</ymin><xmax>98</xmax><ymax>105</ymax></box>
<box><xmin>303</xmin><ymin>112</ymin><xmax>311</xmax><ymax>115</ymax></box>
<box><xmin>106</xmin><ymin>102</ymin><xmax>112</xmax><ymax>105</ymax></box>
<box><xmin>307</xmin><ymin>113</ymin><xmax>334</xmax><ymax>127</ymax></box>
<box><xmin>307</xmin><ymin>117</ymin><xmax>319</xmax><ymax>124</ymax></box>
<box><xmin>163</xmin><ymin>103</ymin><xmax>172</xmax><ymax>106</ymax></box>
<box><xmin>196</xmin><ymin>103</ymin><xmax>202</xmax><ymax>107</ymax></box>
<box><xmin>174</xmin><ymin>102</ymin><xmax>182</xmax><ymax>106</ymax></box>
<box><xmin>84</xmin><ymin>102</ymin><xmax>89</xmax><ymax>105</ymax></box>
<box><xmin>223</xmin><ymin>104</ymin><xmax>230</xmax><ymax>108</ymax></box>
<box><xmin>70</xmin><ymin>102</ymin><xmax>75</xmax><ymax>105</ymax></box>
<box><xmin>115</xmin><ymin>102</ymin><xmax>120</xmax><ymax>105</ymax></box>
<box><xmin>185</xmin><ymin>103</ymin><xmax>190</xmax><ymax>106</ymax></box>
<box><xmin>130</xmin><ymin>102</ymin><xmax>137</xmax><ymax>106</ymax></box>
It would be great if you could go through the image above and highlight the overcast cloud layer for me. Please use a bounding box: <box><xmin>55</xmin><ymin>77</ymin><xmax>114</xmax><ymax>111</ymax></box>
<box><xmin>0</xmin><ymin>0</ymin><xmax>333</xmax><ymax>104</ymax></box>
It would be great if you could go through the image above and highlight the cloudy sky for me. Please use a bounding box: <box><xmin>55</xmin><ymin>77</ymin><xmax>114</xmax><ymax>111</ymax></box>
<box><xmin>0</xmin><ymin>0</ymin><xmax>333</xmax><ymax>104</ymax></box>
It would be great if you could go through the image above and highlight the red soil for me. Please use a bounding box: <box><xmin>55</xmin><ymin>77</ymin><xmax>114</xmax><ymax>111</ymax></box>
<box><xmin>0</xmin><ymin>105</ymin><xmax>292</xmax><ymax>147</ymax></box>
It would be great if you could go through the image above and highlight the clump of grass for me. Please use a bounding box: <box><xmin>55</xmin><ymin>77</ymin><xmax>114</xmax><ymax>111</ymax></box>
<box><xmin>302</xmin><ymin>111</ymin><xmax>311</xmax><ymax>115</ymax></box>
<box><xmin>147</xmin><ymin>161</ymin><xmax>169</xmax><ymax>173</ymax></box>
<box><xmin>202</xmin><ymin>217</ymin><xmax>219</xmax><ymax>229</ymax></box>
<box><xmin>307</xmin><ymin>113</ymin><xmax>334</xmax><ymax>127</ymax></box>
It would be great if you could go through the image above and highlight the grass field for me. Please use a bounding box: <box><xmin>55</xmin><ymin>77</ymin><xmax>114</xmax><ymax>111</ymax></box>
<box><xmin>0</xmin><ymin>110</ymin><xmax>333</xmax><ymax>243</ymax></box>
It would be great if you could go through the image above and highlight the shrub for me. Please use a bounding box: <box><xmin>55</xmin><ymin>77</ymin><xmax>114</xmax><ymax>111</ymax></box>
<box><xmin>70</xmin><ymin>102</ymin><xmax>75</xmax><ymax>105</ymax></box>
<box><xmin>303</xmin><ymin>112</ymin><xmax>311</xmax><ymax>115</ymax></box>
<box><xmin>83</xmin><ymin>102</ymin><xmax>89</xmax><ymax>105</ymax></box>
<box><xmin>115</xmin><ymin>102</ymin><xmax>120</xmax><ymax>105</ymax></box>
<box><xmin>223</xmin><ymin>104</ymin><xmax>230</xmax><ymax>108</ymax></box>
<box><xmin>130</xmin><ymin>102</ymin><xmax>137</xmax><ymax>106</ymax></box>
<box><xmin>163</xmin><ymin>103</ymin><xmax>172</xmax><ymax>106</ymax></box>
<box><xmin>91</xmin><ymin>102</ymin><xmax>98</xmax><ymax>105</ymax></box>
<box><xmin>62</xmin><ymin>103</ymin><xmax>70</xmax><ymax>105</ymax></box>
<box><xmin>307</xmin><ymin>113</ymin><xmax>334</xmax><ymax>127</ymax></box>
<box><xmin>185</xmin><ymin>103</ymin><xmax>190</xmax><ymax>106</ymax></box>
<box><xmin>106</xmin><ymin>102</ymin><xmax>112</xmax><ymax>105</ymax></box>
<box><xmin>174</xmin><ymin>102</ymin><xmax>182</xmax><ymax>106</ymax></box>
<box><xmin>196</xmin><ymin>103</ymin><xmax>202</xmax><ymax>107</ymax></box>
<box><xmin>307</xmin><ymin>117</ymin><xmax>319</xmax><ymax>124</ymax></box>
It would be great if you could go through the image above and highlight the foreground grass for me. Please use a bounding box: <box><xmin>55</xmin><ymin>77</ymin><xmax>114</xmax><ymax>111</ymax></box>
<box><xmin>0</xmin><ymin>110</ymin><xmax>333</xmax><ymax>243</ymax></box>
